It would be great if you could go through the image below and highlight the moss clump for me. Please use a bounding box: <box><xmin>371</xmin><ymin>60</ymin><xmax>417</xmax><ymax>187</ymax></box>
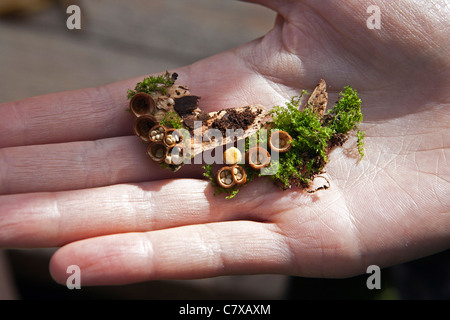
<box><xmin>356</xmin><ymin>130</ymin><xmax>365</xmax><ymax>159</ymax></box>
<box><xmin>127</xmin><ymin>71</ymin><xmax>177</xmax><ymax>99</ymax></box>
<box><xmin>326</xmin><ymin>86</ymin><xmax>363</xmax><ymax>134</ymax></box>
<box><xmin>269</xmin><ymin>86</ymin><xmax>364</xmax><ymax>190</ymax></box>
<box><xmin>269</xmin><ymin>99</ymin><xmax>329</xmax><ymax>189</ymax></box>
<box><xmin>160</xmin><ymin>110</ymin><xmax>183</xmax><ymax>129</ymax></box>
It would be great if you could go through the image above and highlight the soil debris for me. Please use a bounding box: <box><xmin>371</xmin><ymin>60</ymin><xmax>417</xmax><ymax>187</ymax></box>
<box><xmin>211</xmin><ymin>106</ymin><xmax>261</xmax><ymax>136</ymax></box>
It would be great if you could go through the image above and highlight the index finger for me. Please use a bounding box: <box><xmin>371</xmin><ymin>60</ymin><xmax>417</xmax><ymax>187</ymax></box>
<box><xmin>0</xmin><ymin>50</ymin><xmax>266</xmax><ymax>150</ymax></box>
<box><xmin>0</xmin><ymin>39</ymin><xmax>290</xmax><ymax>150</ymax></box>
<box><xmin>0</xmin><ymin>77</ymin><xmax>142</xmax><ymax>149</ymax></box>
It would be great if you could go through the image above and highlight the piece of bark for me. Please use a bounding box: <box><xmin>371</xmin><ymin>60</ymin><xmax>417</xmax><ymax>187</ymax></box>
<box><xmin>187</xmin><ymin>105</ymin><xmax>270</xmax><ymax>159</ymax></box>
<box><xmin>174</xmin><ymin>95</ymin><xmax>201</xmax><ymax>116</ymax></box>
<box><xmin>308</xmin><ymin>79</ymin><xmax>328</xmax><ymax>115</ymax></box>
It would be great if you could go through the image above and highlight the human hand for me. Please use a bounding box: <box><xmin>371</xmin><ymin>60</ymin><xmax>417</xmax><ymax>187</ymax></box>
<box><xmin>0</xmin><ymin>0</ymin><xmax>448</xmax><ymax>285</ymax></box>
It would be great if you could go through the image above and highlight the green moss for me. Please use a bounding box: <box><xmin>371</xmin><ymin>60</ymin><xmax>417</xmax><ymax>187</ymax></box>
<box><xmin>202</xmin><ymin>164</ymin><xmax>214</xmax><ymax>181</ymax></box>
<box><xmin>357</xmin><ymin>130</ymin><xmax>365</xmax><ymax>159</ymax></box>
<box><xmin>269</xmin><ymin>97</ymin><xmax>328</xmax><ymax>189</ymax></box>
<box><xmin>160</xmin><ymin>110</ymin><xmax>183</xmax><ymax>129</ymax></box>
<box><xmin>268</xmin><ymin>86</ymin><xmax>364</xmax><ymax>190</ymax></box>
<box><xmin>127</xmin><ymin>71</ymin><xmax>177</xmax><ymax>99</ymax></box>
<box><xmin>326</xmin><ymin>86</ymin><xmax>363</xmax><ymax>134</ymax></box>
<box><xmin>326</xmin><ymin>86</ymin><xmax>365</xmax><ymax>159</ymax></box>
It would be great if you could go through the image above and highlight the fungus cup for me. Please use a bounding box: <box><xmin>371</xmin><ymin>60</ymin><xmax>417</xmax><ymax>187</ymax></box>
<box><xmin>269</xmin><ymin>130</ymin><xmax>293</xmax><ymax>153</ymax></box>
<box><xmin>147</xmin><ymin>143</ymin><xmax>167</xmax><ymax>164</ymax></box>
<box><xmin>129</xmin><ymin>92</ymin><xmax>156</xmax><ymax>117</ymax></box>
<box><xmin>231</xmin><ymin>165</ymin><xmax>247</xmax><ymax>185</ymax></box>
<box><xmin>247</xmin><ymin>147</ymin><xmax>271</xmax><ymax>170</ymax></box>
<box><xmin>133</xmin><ymin>115</ymin><xmax>158</xmax><ymax>143</ymax></box>
<box><xmin>223</xmin><ymin>147</ymin><xmax>242</xmax><ymax>165</ymax></box>
<box><xmin>164</xmin><ymin>128</ymin><xmax>183</xmax><ymax>147</ymax></box>
<box><xmin>166</xmin><ymin>144</ymin><xmax>185</xmax><ymax>165</ymax></box>
<box><xmin>149</xmin><ymin>124</ymin><xmax>167</xmax><ymax>143</ymax></box>
<box><xmin>216</xmin><ymin>166</ymin><xmax>236</xmax><ymax>189</ymax></box>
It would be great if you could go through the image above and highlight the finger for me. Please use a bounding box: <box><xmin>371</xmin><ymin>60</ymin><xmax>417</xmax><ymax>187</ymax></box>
<box><xmin>0</xmin><ymin>79</ymin><xmax>137</xmax><ymax>148</ymax></box>
<box><xmin>0</xmin><ymin>135</ymin><xmax>203</xmax><ymax>195</ymax></box>
<box><xmin>0</xmin><ymin>178</ymin><xmax>284</xmax><ymax>248</ymax></box>
<box><xmin>49</xmin><ymin>220</ymin><xmax>291</xmax><ymax>285</ymax></box>
<box><xmin>0</xmin><ymin>48</ymin><xmax>266</xmax><ymax>149</ymax></box>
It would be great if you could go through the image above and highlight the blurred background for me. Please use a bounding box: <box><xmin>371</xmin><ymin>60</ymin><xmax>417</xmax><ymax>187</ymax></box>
<box><xmin>0</xmin><ymin>0</ymin><xmax>448</xmax><ymax>300</ymax></box>
<box><xmin>0</xmin><ymin>0</ymin><xmax>276</xmax><ymax>103</ymax></box>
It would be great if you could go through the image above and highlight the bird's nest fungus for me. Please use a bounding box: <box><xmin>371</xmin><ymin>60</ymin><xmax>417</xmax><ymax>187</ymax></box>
<box><xmin>127</xmin><ymin>72</ymin><xmax>365</xmax><ymax>199</ymax></box>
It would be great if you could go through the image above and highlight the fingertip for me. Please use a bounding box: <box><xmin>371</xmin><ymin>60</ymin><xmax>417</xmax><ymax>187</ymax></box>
<box><xmin>49</xmin><ymin>234</ymin><xmax>155</xmax><ymax>286</ymax></box>
<box><xmin>48</xmin><ymin>247</ymin><xmax>71</xmax><ymax>286</ymax></box>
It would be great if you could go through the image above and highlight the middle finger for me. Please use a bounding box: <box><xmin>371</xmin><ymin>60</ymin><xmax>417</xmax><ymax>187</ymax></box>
<box><xmin>0</xmin><ymin>135</ymin><xmax>203</xmax><ymax>195</ymax></box>
<box><xmin>0</xmin><ymin>178</ymin><xmax>276</xmax><ymax>248</ymax></box>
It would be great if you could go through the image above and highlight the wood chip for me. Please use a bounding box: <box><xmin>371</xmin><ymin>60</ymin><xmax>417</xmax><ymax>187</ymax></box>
<box><xmin>308</xmin><ymin>79</ymin><xmax>328</xmax><ymax>116</ymax></box>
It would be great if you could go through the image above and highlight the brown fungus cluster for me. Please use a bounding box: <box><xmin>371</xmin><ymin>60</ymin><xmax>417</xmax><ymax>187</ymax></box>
<box><xmin>128</xmin><ymin>75</ymin><xmax>191</xmax><ymax>171</ymax></box>
<box><xmin>128</xmin><ymin>72</ymin><xmax>269</xmax><ymax>174</ymax></box>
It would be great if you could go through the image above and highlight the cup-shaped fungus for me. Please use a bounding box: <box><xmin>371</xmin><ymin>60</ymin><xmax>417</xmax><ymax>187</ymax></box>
<box><xmin>149</xmin><ymin>124</ymin><xmax>167</xmax><ymax>143</ymax></box>
<box><xmin>129</xmin><ymin>92</ymin><xmax>156</xmax><ymax>117</ymax></box>
<box><xmin>217</xmin><ymin>166</ymin><xmax>236</xmax><ymax>189</ymax></box>
<box><xmin>231</xmin><ymin>165</ymin><xmax>247</xmax><ymax>185</ymax></box>
<box><xmin>165</xmin><ymin>144</ymin><xmax>185</xmax><ymax>165</ymax></box>
<box><xmin>223</xmin><ymin>147</ymin><xmax>242</xmax><ymax>165</ymax></box>
<box><xmin>133</xmin><ymin>115</ymin><xmax>158</xmax><ymax>143</ymax></box>
<box><xmin>147</xmin><ymin>142</ymin><xmax>167</xmax><ymax>164</ymax></box>
<box><xmin>247</xmin><ymin>147</ymin><xmax>271</xmax><ymax>170</ymax></box>
<box><xmin>269</xmin><ymin>130</ymin><xmax>293</xmax><ymax>153</ymax></box>
<box><xmin>164</xmin><ymin>128</ymin><xmax>183</xmax><ymax>147</ymax></box>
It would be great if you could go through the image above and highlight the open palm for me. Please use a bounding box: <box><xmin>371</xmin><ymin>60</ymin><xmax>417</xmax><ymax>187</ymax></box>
<box><xmin>0</xmin><ymin>0</ymin><xmax>448</xmax><ymax>285</ymax></box>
